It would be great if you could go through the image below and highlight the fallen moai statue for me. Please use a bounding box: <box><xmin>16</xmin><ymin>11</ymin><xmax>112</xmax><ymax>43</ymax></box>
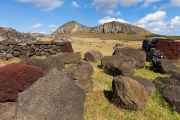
<box><xmin>142</xmin><ymin>37</ymin><xmax>180</xmax><ymax>61</ymax></box>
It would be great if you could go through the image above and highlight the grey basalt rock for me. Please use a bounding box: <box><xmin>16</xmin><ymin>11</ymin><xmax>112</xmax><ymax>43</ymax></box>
<box><xmin>101</xmin><ymin>53</ymin><xmax>135</xmax><ymax>76</ymax></box>
<box><xmin>152</xmin><ymin>59</ymin><xmax>180</xmax><ymax>76</ymax></box>
<box><xmin>113</xmin><ymin>47</ymin><xmax>146</xmax><ymax>68</ymax></box>
<box><xmin>130</xmin><ymin>76</ymin><xmax>155</xmax><ymax>96</ymax></box>
<box><xmin>61</xmin><ymin>62</ymin><xmax>94</xmax><ymax>92</ymax></box>
<box><xmin>112</xmin><ymin>75</ymin><xmax>148</xmax><ymax>110</ymax></box>
<box><xmin>153</xmin><ymin>75</ymin><xmax>180</xmax><ymax>89</ymax></box>
<box><xmin>163</xmin><ymin>86</ymin><xmax>180</xmax><ymax>113</ymax></box>
<box><xmin>84</xmin><ymin>50</ymin><xmax>103</xmax><ymax>62</ymax></box>
<box><xmin>20</xmin><ymin>56</ymin><xmax>65</xmax><ymax>75</ymax></box>
<box><xmin>15</xmin><ymin>68</ymin><xmax>86</xmax><ymax>120</ymax></box>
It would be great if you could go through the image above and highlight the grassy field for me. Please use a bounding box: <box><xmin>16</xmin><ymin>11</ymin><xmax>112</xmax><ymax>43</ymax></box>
<box><xmin>84</xmin><ymin>62</ymin><xmax>179</xmax><ymax>120</ymax></box>
<box><xmin>0</xmin><ymin>35</ymin><xmax>180</xmax><ymax>120</ymax></box>
<box><xmin>70</xmin><ymin>37</ymin><xmax>180</xmax><ymax>120</ymax></box>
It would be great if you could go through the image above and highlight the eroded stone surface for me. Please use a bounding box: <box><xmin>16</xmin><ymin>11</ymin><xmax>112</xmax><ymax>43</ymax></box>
<box><xmin>112</xmin><ymin>75</ymin><xmax>148</xmax><ymax>110</ymax></box>
<box><xmin>15</xmin><ymin>68</ymin><xmax>86</xmax><ymax>120</ymax></box>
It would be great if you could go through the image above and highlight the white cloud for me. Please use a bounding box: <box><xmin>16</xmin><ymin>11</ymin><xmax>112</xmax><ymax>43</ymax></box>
<box><xmin>92</xmin><ymin>0</ymin><xmax>143</xmax><ymax>12</ymax></box>
<box><xmin>134</xmin><ymin>11</ymin><xmax>180</xmax><ymax>35</ymax></box>
<box><xmin>18</xmin><ymin>0</ymin><xmax>64</xmax><ymax>11</ymax></box>
<box><xmin>39</xmin><ymin>31</ymin><xmax>46</xmax><ymax>34</ymax></box>
<box><xmin>92</xmin><ymin>0</ymin><xmax>119</xmax><ymax>11</ymax></box>
<box><xmin>148</xmin><ymin>21</ymin><xmax>166</xmax><ymax>28</ymax></box>
<box><xmin>135</xmin><ymin>11</ymin><xmax>166</xmax><ymax>27</ymax></box>
<box><xmin>30</xmin><ymin>23</ymin><xmax>42</xmax><ymax>29</ymax></box>
<box><xmin>136</xmin><ymin>13</ymin><xmax>180</xmax><ymax>30</ymax></box>
<box><xmin>98</xmin><ymin>16</ymin><xmax>129</xmax><ymax>25</ymax></box>
<box><xmin>106</xmin><ymin>10</ymin><xmax>121</xmax><ymax>15</ymax></box>
<box><xmin>48</xmin><ymin>24</ymin><xmax>59</xmax><ymax>28</ymax></box>
<box><xmin>170</xmin><ymin>0</ymin><xmax>180</xmax><ymax>7</ymax></box>
<box><xmin>32</xmin><ymin>31</ymin><xmax>46</xmax><ymax>34</ymax></box>
<box><xmin>119</xmin><ymin>0</ymin><xmax>143</xmax><ymax>7</ymax></box>
<box><xmin>159</xmin><ymin>0</ymin><xmax>180</xmax><ymax>10</ymax></box>
<box><xmin>106</xmin><ymin>10</ymin><xmax>114</xmax><ymax>15</ymax></box>
<box><xmin>159</xmin><ymin>3</ymin><xmax>171</xmax><ymax>10</ymax></box>
<box><xmin>168</xmin><ymin>16</ymin><xmax>180</xmax><ymax>28</ymax></box>
<box><xmin>72</xmin><ymin>1</ymin><xmax>79</xmax><ymax>7</ymax></box>
<box><xmin>141</xmin><ymin>0</ymin><xmax>161</xmax><ymax>8</ymax></box>
<box><xmin>153</xmin><ymin>5</ymin><xmax>157</xmax><ymax>10</ymax></box>
<box><xmin>153</xmin><ymin>28</ymin><xmax>161</xmax><ymax>31</ymax></box>
<box><xmin>48</xmin><ymin>24</ymin><xmax>59</xmax><ymax>32</ymax></box>
<box><xmin>115</xmin><ymin>11</ymin><xmax>121</xmax><ymax>15</ymax></box>
<box><xmin>92</xmin><ymin>3</ymin><xmax>121</xmax><ymax>16</ymax></box>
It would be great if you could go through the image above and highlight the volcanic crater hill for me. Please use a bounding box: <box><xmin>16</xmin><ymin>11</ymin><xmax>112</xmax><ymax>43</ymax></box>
<box><xmin>0</xmin><ymin>27</ymin><xmax>37</xmax><ymax>43</ymax></box>
<box><xmin>52</xmin><ymin>21</ymin><xmax>152</xmax><ymax>36</ymax></box>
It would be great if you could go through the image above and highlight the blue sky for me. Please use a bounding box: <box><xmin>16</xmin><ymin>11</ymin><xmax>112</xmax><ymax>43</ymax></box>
<box><xmin>1</xmin><ymin>0</ymin><xmax>180</xmax><ymax>35</ymax></box>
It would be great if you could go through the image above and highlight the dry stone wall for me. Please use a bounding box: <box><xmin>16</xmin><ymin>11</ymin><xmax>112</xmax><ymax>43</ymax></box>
<box><xmin>0</xmin><ymin>40</ymin><xmax>68</xmax><ymax>60</ymax></box>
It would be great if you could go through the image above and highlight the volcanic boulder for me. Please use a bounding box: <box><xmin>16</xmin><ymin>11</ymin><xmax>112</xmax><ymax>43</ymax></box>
<box><xmin>0</xmin><ymin>63</ymin><xmax>43</xmax><ymax>102</ymax></box>
<box><xmin>20</xmin><ymin>57</ymin><xmax>65</xmax><ymax>75</ymax></box>
<box><xmin>61</xmin><ymin>62</ymin><xmax>93</xmax><ymax>92</ymax></box>
<box><xmin>113</xmin><ymin>47</ymin><xmax>146</xmax><ymax>68</ymax></box>
<box><xmin>101</xmin><ymin>53</ymin><xmax>135</xmax><ymax>76</ymax></box>
<box><xmin>153</xmin><ymin>75</ymin><xmax>180</xmax><ymax>89</ymax></box>
<box><xmin>15</xmin><ymin>68</ymin><xmax>85</xmax><ymax>120</ymax></box>
<box><xmin>130</xmin><ymin>76</ymin><xmax>155</xmax><ymax>96</ymax></box>
<box><xmin>152</xmin><ymin>59</ymin><xmax>180</xmax><ymax>75</ymax></box>
<box><xmin>163</xmin><ymin>86</ymin><xmax>180</xmax><ymax>112</ymax></box>
<box><xmin>84</xmin><ymin>50</ymin><xmax>103</xmax><ymax>62</ymax></box>
<box><xmin>62</xmin><ymin>42</ymin><xmax>73</xmax><ymax>53</ymax></box>
<box><xmin>112</xmin><ymin>75</ymin><xmax>148</xmax><ymax>110</ymax></box>
<box><xmin>55</xmin><ymin>52</ymin><xmax>82</xmax><ymax>64</ymax></box>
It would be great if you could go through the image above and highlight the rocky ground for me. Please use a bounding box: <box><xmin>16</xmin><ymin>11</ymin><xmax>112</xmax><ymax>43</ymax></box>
<box><xmin>1</xmin><ymin>35</ymin><xmax>179</xmax><ymax>119</ymax></box>
<box><xmin>0</xmin><ymin>36</ymin><xmax>142</xmax><ymax>120</ymax></box>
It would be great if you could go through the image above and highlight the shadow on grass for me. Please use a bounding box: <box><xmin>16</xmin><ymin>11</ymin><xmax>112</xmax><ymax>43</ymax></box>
<box><xmin>97</xmin><ymin>64</ymin><xmax>103</xmax><ymax>69</ymax></box>
<box><xmin>98</xmin><ymin>64</ymin><xmax>121</xmax><ymax>77</ymax></box>
<box><xmin>103</xmin><ymin>90</ymin><xmax>114</xmax><ymax>103</ymax></box>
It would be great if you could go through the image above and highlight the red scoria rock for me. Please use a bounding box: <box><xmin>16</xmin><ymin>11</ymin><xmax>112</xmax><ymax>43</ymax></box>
<box><xmin>0</xmin><ymin>63</ymin><xmax>43</xmax><ymax>102</ymax></box>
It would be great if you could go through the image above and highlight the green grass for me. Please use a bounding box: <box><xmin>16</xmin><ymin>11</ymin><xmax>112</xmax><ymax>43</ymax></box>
<box><xmin>64</xmin><ymin>63</ymin><xmax>76</xmax><ymax>68</ymax></box>
<box><xmin>84</xmin><ymin>61</ymin><xmax>180</xmax><ymax>120</ymax></box>
<box><xmin>1</xmin><ymin>49</ymin><xmax>180</xmax><ymax>120</ymax></box>
<box><xmin>0</xmin><ymin>57</ymin><xmax>20</xmax><ymax>67</ymax></box>
<box><xmin>145</xmin><ymin>34</ymin><xmax>180</xmax><ymax>39</ymax></box>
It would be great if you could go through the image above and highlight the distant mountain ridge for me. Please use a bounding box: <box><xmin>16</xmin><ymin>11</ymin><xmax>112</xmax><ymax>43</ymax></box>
<box><xmin>52</xmin><ymin>21</ymin><xmax>152</xmax><ymax>35</ymax></box>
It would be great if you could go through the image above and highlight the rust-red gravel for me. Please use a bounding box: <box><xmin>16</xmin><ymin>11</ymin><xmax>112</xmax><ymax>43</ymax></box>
<box><xmin>0</xmin><ymin>63</ymin><xmax>43</xmax><ymax>102</ymax></box>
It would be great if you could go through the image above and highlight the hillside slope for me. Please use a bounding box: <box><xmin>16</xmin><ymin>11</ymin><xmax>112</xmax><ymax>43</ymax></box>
<box><xmin>52</xmin><ymin>21</ymin><xmax>152</xmax><ymax>36</ymax></box>
<box><xmin>0</xmin><ymin>27</ymin><xmax>37</xmax><ymax>43</ymax></box>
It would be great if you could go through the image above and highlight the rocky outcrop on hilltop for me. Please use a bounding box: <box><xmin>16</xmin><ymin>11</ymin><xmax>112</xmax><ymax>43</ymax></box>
<box><xmin>0</xmin><ymin>27</ymin><xmax>36</xmax><ymax>43</ymax></box>
<box><xmin>53</xmin><ymin>21</ymin><xmax>151</xmax><ymax>35</ymax></box>
<box><xmin>53</xmin><ymin>21</ymin><xmax>91</xmax><ymax>34</ymax></box>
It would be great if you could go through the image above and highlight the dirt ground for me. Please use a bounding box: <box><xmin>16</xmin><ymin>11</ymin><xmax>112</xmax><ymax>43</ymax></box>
<box><xmin>71</xmin><ymin>37</ymin><xmax>142</xmax><ymax>57</ymax></box>
<box><xmin>0</xmin><ymin>102</ymin><xmax>16</xmax><ymax>120</ymax></box>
